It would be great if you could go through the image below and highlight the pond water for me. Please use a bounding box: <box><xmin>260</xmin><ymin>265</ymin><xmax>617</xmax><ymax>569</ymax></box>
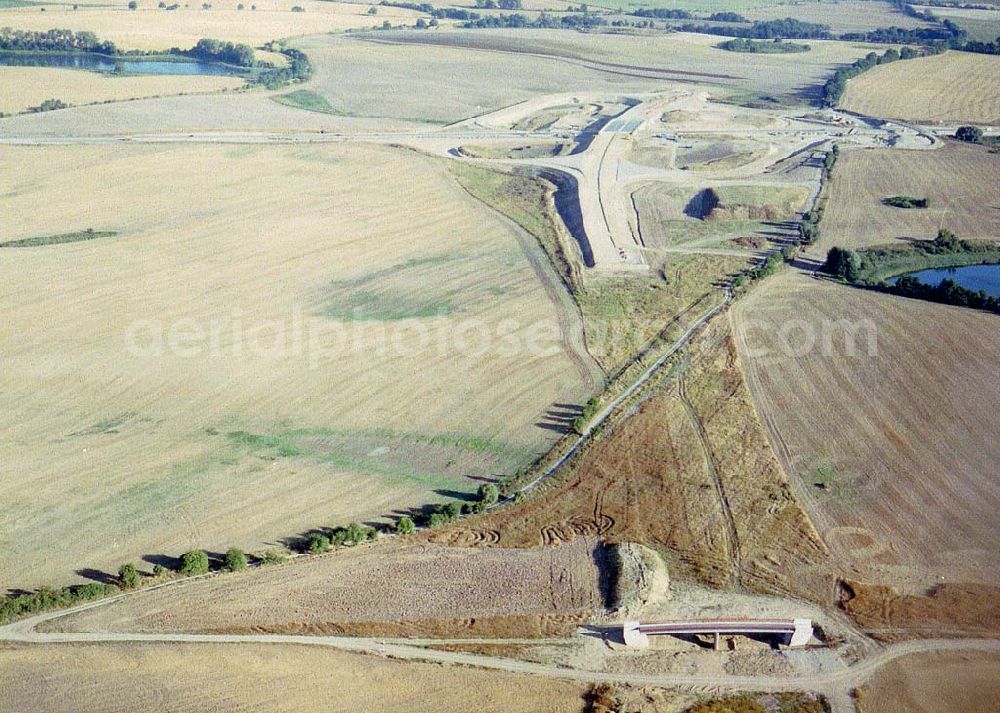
<box><xmin>890</xmin><ymin>264</ymin><xmax>1000</xmax><ymax>298</ymax></box>
<box><xmin>0</xmin><ymin>50</ymin><xmax>247</xmax><ymax>76</ymax></box>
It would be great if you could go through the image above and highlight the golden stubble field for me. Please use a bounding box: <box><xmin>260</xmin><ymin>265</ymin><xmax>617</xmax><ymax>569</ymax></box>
<box><xmin>45</xmin><ymin>538</ymin><xmax>605</xmax><ymax>635</ymax></box>
<box><xmin>0</xmin><ymin>642</ymin><xmax>589</xmax><ymax>713</ymax></box>
<box><xmin>733</xmin><ymin>271</ymin><xmax>1000</xmax><ymax>589</ymax></box>
<box><xmin>809</xmin><ymin>141</ymin><xmax>1000</xmax><ymax>259</ymax></box>
<box><xmin>0</xmin><ymin>142</ymin><xmax>596</xmax><ymax>590</ymax></box>
<box><xmin>0</xmin><ymin>66</ymin><xmax>244</xmax><ymax>115</ymax></box>
<box><xmin>841</xmin><ymin>50</ymin><xmax>1000</xmax><ymax>124</ymax></box>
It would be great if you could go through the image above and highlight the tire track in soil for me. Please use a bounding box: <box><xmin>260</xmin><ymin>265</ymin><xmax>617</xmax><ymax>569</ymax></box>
<box><xmin>677</xmin><ymin>376</ymin><xmax>741</xmax><ymax>587</ymax></box>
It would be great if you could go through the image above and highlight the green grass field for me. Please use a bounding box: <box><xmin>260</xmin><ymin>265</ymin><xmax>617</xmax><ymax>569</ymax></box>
<box><xmin>272</xmin><ymin>89</ymin><xmax>341</xmax><ymax>115</ymax></box>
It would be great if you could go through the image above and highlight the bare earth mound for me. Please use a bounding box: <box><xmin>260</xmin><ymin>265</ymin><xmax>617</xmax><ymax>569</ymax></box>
<box><xmin>733</xmin><ymin>272</ymin><xmax>1000</xmax><ymax>590</ymax></box>
<box><xmin>857</xmin><ymin>650</ymin><xmax>1000</xmax><ymax>713</ymax></box>
<box><xmin>0</xmin><ymin>642</ymin><xmax>588</xmax><ymax>713</ymax></box>
<box><xmin>45</xmin><ymin>540</ymin><xmax>605</xmax><ymax>637</ymax></box>
<box><xmin>810</xmin><ymin>141</ymin><xmax>1000</xmax><ymax>258</ymax></box>
<box><xmin>841</xmin><ymin>50</ymin><xmax>1000</xmax><ymax>124</ymax></box>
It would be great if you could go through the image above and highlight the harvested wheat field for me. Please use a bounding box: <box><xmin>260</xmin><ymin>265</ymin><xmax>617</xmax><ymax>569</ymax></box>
<box><xmin>0</xmin><ymin>642</ymin><xmax>588</xmax><ymax>713</ymax></box>
<box><xmin>0</xmin><ymin>142</ymin><xmax>597</xmax><ymax>590</ymax></box>
<box><xmin>0</xmin><ymin>2</ymin><xmax>420</xmax><ymax>52</ymax></box>
<box><xmin>44</xmin><ymin>539</ymin><xmax>605</xmax><ymax>636</ymax></box>
<box><xmin>809</xmin><ymin>141</ymin><xmax>1000</xmax><ymax>259</ymax></box>
<box><xmin>0</xmin><ymin>90</ymin><xmax>429</xmax><ymax>136</ymax></box>
<box><xmin>733</xmin><ymin>271</ymin><xmax>1000</xmax><ymax>590</ymax></box>
<box><xmin>0</xmin><ymin>66</ymin><xmax>244</xmax><ymax>116</ymax></box>
<box><xmin>857</xmin><ymin>650</ymin><xmax>1000</xmax><ymax>713</ymax></box>
<box><xmin>433</xmin><ymin>320</ymin><xmax>829</xmax><ymax>602</ymax></box>
<box><xmin>841</xmin><ymin>50</ymin><xmax>1000</xmax><ymax>124</ymax></box>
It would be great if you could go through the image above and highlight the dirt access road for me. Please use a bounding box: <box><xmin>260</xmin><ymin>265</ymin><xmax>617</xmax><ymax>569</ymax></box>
<box><xmin>2</xmin><ymin>588</ymin><xmax>999</xmax><ymax>713</ymax></box>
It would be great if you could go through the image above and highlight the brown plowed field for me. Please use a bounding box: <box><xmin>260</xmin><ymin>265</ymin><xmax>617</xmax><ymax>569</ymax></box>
<box><xmin>841</xmin><ymin>50</ymin><xmax>1000</xmax><ymax>125</ymax></box>
<box><xmin>808</xmin><ymin>141</ymin><xmax>1000</xmax><ymax>259</ymax></box>
<box><xmin>857</xmin><ymin>650</ymin><xmax>1000</xmax><ymax>713</ymax></box>
<box><xmin>435</xmin><ymin>320</ymin><xmax>830</xmax><ymax>601</ymax></box>
<box><xmin>842</xmin><ymin>581</ymin><xmax>1000</xmax><ymax>639</ymax></box>
<box><xmin>0</xmin><ymin>642</ymin><xmax>589</xmax><ymax>713</ymax></box>
<box><xmin>733</xmin><ymin>272</ymin><xmax>1000</xmax><ymax>590</ymax></box>
<box><xmin>45</xmin><ymin>539</ymin><xmax>605</xmax><ymax>636</ymax></box>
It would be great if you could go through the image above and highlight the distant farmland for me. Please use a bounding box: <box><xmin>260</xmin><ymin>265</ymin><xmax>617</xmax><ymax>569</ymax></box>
<box><xmin>809</xmin><ymin>141</ymin><xmax>1000</xmax><ymax>258</ymax></box>
<box><xmin>841</xmin><ymin>51</ymin><xmax>1000</xmax><ymax>125</ymax></box>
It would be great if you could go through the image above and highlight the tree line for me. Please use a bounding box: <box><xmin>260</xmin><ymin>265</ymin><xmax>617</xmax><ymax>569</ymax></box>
<box><xmin>0</xmin><ymin>478</ymin><xmax>508</xmax><ymax>626</ymax></box>
<box><xmin>461</xmin><ymin>12</ymin><xmax>604</xmax><ymax>29</ymax></box>
<box><xmin>0</xmin><ymin>28</ymin><xmax>117</xmax><ymax>54</ymax></box>
<box><xmin>719</xmin><ymin>38</ymin><xmax>810</xmax><ymax>53</ymax></box>
<box><xmin>822</xmin><ymin>46</ymin><xmax>921</xmax><ymax>106</ymax></box>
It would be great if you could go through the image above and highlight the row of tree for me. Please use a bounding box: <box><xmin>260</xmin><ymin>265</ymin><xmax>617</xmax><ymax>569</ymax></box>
<box><xmin>718</xmin><ymin>38</ymin><xmax>810</xmax><ymax>53</ymax></box>
<box><xmin>461</xmin><ymin>12</ymin><xmax>604</xmax><ymax>29</ymax></box>
<box><xmin>676</xmin><ymin>18</ymin><xmax>832</xmax><ymax>40</ymax></box>
<box><xmin>0</xmin><ymin>28</ymin><xmax>117</xmax><ymax>54</ymax></box>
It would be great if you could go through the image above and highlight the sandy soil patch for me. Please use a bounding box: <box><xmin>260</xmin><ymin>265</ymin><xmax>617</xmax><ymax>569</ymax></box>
<box><xmin>0</xmin><ymin>142</ymin><xmax>592</xmax><ymax>589</ymax></box>
<box><xmin>841</xmin><ymin>50</ymin><xmax>1000</xmax><ymax>124</ymax></box>
<box><xmin>45</xmin><ymin>539</ymin><xmax>605</xmax><ymax>635</ymax></box>
<box><xmin>0</xmin><ymin>66</ymin><xmax>243</xmax><ymax>115</ymax></box>
<box><xmin>0</xmin><ymin>641</ymin><xmax>589</xmax><ymax>713</ymax></box>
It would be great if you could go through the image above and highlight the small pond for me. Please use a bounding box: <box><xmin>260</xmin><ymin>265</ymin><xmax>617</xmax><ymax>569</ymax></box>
<box><xmin>889</xmin><ymin>264</ymin><xmax>1000</xmax><ymax>298</ymax></box>
<box><xmin>0</xmin><ymin>50</ymin><xmax>248</xmax><ymax>76</ymax></box>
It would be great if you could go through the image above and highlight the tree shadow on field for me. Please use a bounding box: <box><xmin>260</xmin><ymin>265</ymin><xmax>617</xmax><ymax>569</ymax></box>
<box><xmin>536</xmin><ymin>403</ymin><xmax>582</xmax><ymax>434</ymax></box>
<box><xmin>75</xmin><ymin>568</ymin><xmax>117</xmax><ymax>586</ymax></box>
<box><xmin>791</xmin><ymin>255</ymin><xmax>824</xmax><ymax>272</ymax></box>
<box><xmin>142</xmin><ymin>553</ymin><xmax>181</xmax><ymax>571</ymax></box>
<box><xmin>434</xmin><ymin>488</ymin><xmax>477</xmax><ymax>502</ymax></box>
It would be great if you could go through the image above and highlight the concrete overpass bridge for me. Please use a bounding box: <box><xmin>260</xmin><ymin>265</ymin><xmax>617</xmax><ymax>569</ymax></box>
<box><xmin>624</xmin><ymin>619</ymin><xmax>814</xmax><ymax>650</ymax></box>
